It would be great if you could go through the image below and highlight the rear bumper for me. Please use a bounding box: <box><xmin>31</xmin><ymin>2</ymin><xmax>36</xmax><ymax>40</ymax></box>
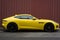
<box><xmin>2</xmin><ymin>26</ymin><xmax>7</xmax><ymax>31</ymax></box>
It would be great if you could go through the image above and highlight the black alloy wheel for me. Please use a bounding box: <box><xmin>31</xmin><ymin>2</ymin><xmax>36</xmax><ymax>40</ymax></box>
<box><xmin>7</xmin><ymin>23</ymin><xmax>18</xmax><ymax>32</ymax></box>
<box><xmin>44</xmin><ymin>23</ymin><xmax>54</xmax><ymax>32</ymax></box>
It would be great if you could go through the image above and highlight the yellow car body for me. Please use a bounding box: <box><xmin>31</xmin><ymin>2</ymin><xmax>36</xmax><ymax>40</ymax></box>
<box><xmin>2</xmin><ymin>14</ymin><xmax>59</xmax><ymax>32</ymax></box>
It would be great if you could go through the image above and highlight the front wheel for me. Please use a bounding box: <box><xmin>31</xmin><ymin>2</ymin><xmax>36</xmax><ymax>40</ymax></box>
<box><xmin>44</xmin><ymin>23</ymin><xmax>54</xmax><ymax>32</ymax></box>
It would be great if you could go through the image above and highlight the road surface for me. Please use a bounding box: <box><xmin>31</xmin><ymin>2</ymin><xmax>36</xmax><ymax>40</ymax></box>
<box><xmin>0</xmin><ymin>27</ymin><xmax>60</xmax><ymax>40</ymax></box>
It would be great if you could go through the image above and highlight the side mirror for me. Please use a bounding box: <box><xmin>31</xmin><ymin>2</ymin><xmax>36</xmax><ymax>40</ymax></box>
<box><xmin>32</xmin><ymin>18</ymin><xmax>36</xmax><ymax>20</ymax></box>
<box><xmin>15</xmin><ymin>15</ymin><xmax>18</xmax><ymax>16</ymax></box>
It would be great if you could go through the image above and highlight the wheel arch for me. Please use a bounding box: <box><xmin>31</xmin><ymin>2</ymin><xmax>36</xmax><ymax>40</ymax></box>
<box><xmin>7</xmin><ymin>22</ymin><xmax>17</xmax><ymax>25</ymax></box>
<box><xmin>44</xmin><ymin>22</ymin><xmax>54</xmax><ymax>30</ymax></box>
<box><xmin>7</xmin><ymin>22</ymin><xmax>18</xmax><ymax>29</ymax></box>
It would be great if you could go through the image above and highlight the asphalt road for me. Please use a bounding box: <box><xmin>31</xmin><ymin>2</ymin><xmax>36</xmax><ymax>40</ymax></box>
<box><xmin>0</xmin><ymin>27</ymin><xmax>60</xmax><ymax>40</ymax></box>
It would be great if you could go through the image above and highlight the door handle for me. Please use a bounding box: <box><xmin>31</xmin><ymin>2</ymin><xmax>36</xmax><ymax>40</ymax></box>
<box><xmin>38</xmin><ymin>22</ymin><xmax>44</xmax><ymax>23</ymax></box>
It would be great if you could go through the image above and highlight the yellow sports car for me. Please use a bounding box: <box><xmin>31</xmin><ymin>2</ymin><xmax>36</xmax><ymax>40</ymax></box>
<box><xmin>2</xmin><ymin>14</ymin><xmax>59</xmax><ymax>32</ymax></box>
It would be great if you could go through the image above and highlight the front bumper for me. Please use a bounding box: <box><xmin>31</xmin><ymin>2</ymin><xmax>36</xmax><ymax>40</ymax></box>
<box><xmin>54</xmin><ymin>24</ymin><xmax>59</xmax><ymax>30</ymax></box>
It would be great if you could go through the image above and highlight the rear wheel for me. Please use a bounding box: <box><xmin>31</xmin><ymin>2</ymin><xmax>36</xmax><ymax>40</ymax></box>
<box><xmin>44</xmin><ymin>23</ymin><xmax>54</xmax><ymax>32</ymax></box>
<box><xmin>7</xmin><ymin>22</ymin><xmax>18</xmax><ymax>32</ymax></box>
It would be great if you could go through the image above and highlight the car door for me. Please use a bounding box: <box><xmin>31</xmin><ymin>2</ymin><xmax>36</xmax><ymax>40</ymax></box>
<box><xmin>15</xmin><ymin>15</ymin><xmax>41</xmax><ymax>29</ymax></box>
<box><xmin>19</xmin><ymin>19</ymin><xmax>41</xmax><ymax>29</ymax></box>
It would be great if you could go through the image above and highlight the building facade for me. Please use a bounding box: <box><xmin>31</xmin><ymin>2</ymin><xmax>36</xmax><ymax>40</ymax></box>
<box><xmin>0</xmin><ymin>0</ymin><xmax>60</xmax><ymax>27</ymax></box>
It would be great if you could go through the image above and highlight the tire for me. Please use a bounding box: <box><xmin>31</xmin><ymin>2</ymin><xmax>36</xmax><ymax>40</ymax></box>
<box><xmin>44</xmin><ymin>23</ymin><xmax>54</xmax><ymax>32</ymax></box>
<box><xmin>7</xmin><ymin>22</ymin><xmax>18</xmax><ymax>32</ymax></box>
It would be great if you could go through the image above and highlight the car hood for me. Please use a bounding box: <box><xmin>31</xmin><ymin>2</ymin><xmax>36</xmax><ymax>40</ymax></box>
<box><xmin>38</xmin><ymin>19</ymin><xmax>54</xmax><ymax>22</ymax></box>
<box><xmin>37</xmin><ymin>19</ymin><xmax>59</xmax><ymax>24</ymax></box>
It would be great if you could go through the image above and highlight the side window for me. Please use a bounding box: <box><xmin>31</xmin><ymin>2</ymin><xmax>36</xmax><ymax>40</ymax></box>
<box><xmin>15</xmin><ymin>15</ymin><xmax>33</xmax><ymax>19</ymax></box>
<box><xmin>19</xmin><ymin>16</ymin><xmax>30</xmax><ymax>19</ymax></box>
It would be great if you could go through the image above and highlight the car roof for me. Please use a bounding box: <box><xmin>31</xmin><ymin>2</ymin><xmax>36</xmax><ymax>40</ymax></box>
<box><xmin>15</xmin><ymin>14</ymin><xmax>32</xmax><ymax>16</ymax></box>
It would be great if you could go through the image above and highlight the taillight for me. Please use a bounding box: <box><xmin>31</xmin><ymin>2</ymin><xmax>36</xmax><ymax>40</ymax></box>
<box><xmin>2</xmin><ymin>20</ymin><xmax>7</xmax><ymax>22</ymax></box>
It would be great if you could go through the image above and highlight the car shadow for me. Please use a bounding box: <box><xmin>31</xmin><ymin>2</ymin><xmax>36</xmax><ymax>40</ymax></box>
<box><xmin>18</xmin><ymin>29</ymin><xmax>44</xmax><ymax>32</ymax></box>
<box><xmin>0</xmin><ymin>27</ymin><xmax>58</xmax><ymax>33</ymax></box>
<box><xmin>0</xmin><ymin>28</ymin><xmax>45</xmax><ymax>32</ymax></box>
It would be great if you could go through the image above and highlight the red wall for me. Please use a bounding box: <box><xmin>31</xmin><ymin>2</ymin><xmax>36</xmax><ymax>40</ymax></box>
<box><xmin>0</xmin><ymin>0</ymin><xmax>2</xmax><ymax>26</ymax></box>
<box><xmin>0</xmin><ymin>0</ymin><xmax>60</xmax><ymax>26</ymax></box>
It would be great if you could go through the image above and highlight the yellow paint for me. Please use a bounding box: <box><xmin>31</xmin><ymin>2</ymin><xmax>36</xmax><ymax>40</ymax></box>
<box><xmin>2</xmin><ymin>14</ymin><xmax>59</xmax><ymax>31</ymax></box>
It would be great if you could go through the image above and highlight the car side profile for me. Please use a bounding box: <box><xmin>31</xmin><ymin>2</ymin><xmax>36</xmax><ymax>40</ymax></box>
<box><xmin>2</xmin><ymin>14</ymin><xmax>59</xmax><ymax>32</ymax></box>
